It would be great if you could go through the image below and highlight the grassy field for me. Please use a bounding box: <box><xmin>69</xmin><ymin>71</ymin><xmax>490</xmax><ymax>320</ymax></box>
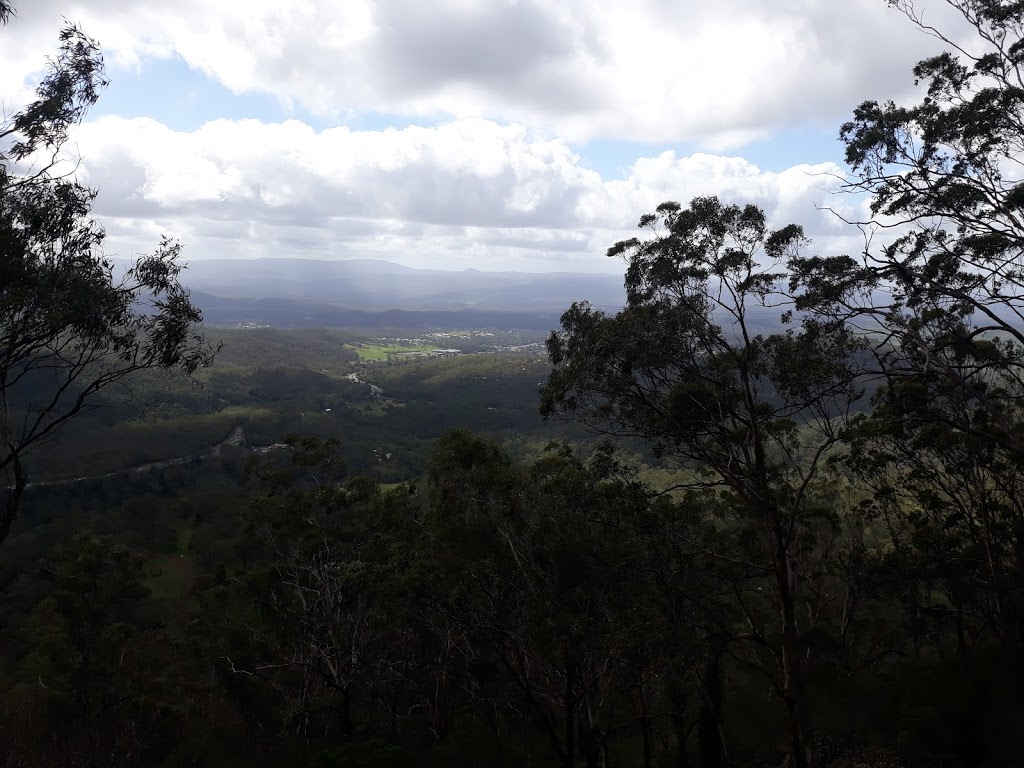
<box><xmin>343</xmin><ymin>342</ymin><xmax>435</xmax><ymax>361</ymax></box>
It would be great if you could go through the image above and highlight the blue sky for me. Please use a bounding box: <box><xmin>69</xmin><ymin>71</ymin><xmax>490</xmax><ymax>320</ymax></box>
<box><xmin>1</xmin><ymin>0</ymin><xmax>965</xmax><ymax>272</ymax></box>
<box><xmin>92</xmin><ymin>56</ymin><xmax>294</xmax><ymax>132</ymax></box>
<box><xmin>92</xmin><ymin>55</ymin><xmax>847</xmax><ymax>179</ymax></box>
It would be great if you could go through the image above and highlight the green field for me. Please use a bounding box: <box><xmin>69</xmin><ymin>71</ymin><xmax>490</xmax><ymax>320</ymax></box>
<box><xmin>343</xmin><ymin>341</ymin><xmax>434</xmax><ymax>361</ymax></box>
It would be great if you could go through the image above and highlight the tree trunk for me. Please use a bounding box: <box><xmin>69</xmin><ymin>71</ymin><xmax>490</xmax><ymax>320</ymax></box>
<box><xmin>340</xmin><ymin>686</ymin><xmax>352</xmax><ymax>739</ymax></box>
<box><xmin>0</xmin><ymin>451</ymin><xmax>26</xmax><ymax>546</ymax></box>
<box><xmin>952</xmin><ymin>589</ymin><xmax>969</xmax><ymax>673</ymax></box>
<box><xmin>669</xmin><ymin>683</ymin><xmax>690</xmax><ymax>768</ymax></box>
<box><xmin>565</xmin><ymin>658</ymin><xmax>575</xmax><ymax>768</ymax></box>
<box><xmin>775</xmin><ymin>539</ymin><xmax>814</xmax><ymax>768</ymax></box>
<box><xmin>699</xmin><ymin>654</ymin><xmax>724</xmax><ymax>768</ymax></box>
<box><xmin>578</xmin><ymin>715</ymin><xmax>606</xmax><ymax>768</ymax></box>
<box><xmin>641</xmin><ymin>712</ymin><xmax>653</xmax><ymax>768</ymax></box>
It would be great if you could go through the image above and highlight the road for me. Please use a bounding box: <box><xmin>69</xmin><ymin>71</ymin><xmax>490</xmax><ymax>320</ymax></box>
<box><xmin>23</xmin><ymin>427</ymin><xmax>287</xmax><ymax>489</ymax></box>
<box><xmin>346</xmin><ymin>372</ymin><xmax>384</xmax><ymax>398</ymax></box>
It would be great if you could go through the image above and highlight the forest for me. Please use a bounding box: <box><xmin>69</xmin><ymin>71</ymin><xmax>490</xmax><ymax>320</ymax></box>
<box><xmin>5</xmin><ymin>1</ymin><xmax>1024</xmax><ymax>767</ymax></box>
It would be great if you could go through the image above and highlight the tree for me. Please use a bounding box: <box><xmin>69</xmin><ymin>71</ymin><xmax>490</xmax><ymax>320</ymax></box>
<box><xmin>541</xmin><ymin>197</ymin><xmax>865</xmax><ymax>768</ymax></box>
<box><xmin>11</xmin><ymin>534</ymin><xmax>159</xmax><ymax>764</ymax></box>
<box><xmin>425</xmin><ymin>429</ymin><xmax>684</xmax><ymax>768</ymax></box>
<box><xmin>23</xmin><ymin>535</ymin><xmax>150</xmax><ymax>712</ymax></box>
<box><xmin>786</xmin><ymin>0</ymin><xmax>1024</xmax><ymax>690</ymax></box>
<box><xmin>845</xmin><ymin>366</ymin><xmax>1024</xmax><ymax>660</ymax></box>
<box><xmin>793</xmin><ymin>0</ymin><xmax>1024</xmax><ymax>458</ymax></box>
<box><xmin>0</xmin><ymin>4</ymin><xmax>216</xmax><ymax>546</ymax></box>
<box><xmin>224</xmin><ymin>437</ymin><xmax>417</xmax><ymax>746</ymax></box>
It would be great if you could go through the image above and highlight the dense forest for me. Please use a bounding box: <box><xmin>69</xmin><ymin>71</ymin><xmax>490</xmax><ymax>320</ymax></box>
<box><xmin>6</xmin><ymin>1</ymin><xmax>1024</xmax><ymax>766</ymax></box>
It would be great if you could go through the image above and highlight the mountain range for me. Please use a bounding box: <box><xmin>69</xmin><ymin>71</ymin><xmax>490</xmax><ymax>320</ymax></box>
<box><xmin>176</xmin><ymin>258</ymin><xmax>626</xmax><ymax>312</ymax></box>
<box><xmin>131</xmin><ymin>258</ymin><xmax>627</xmax><ymax>330</ymax></box>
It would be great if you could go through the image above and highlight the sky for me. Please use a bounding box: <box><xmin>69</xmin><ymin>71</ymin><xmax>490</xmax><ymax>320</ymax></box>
<box><xmin>0</xmin><ymin>0</ymin><xmax>970</xmax><ymax>274</ymax></box>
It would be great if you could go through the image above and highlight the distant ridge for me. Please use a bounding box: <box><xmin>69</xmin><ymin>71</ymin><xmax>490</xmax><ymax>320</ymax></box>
<box><xmin>173</xmin><ymin>257</ymin><xmax>626</xmax><ymax>312</ymax></box>
<box><xmin>189</xmin><ymin>291</ymin><xmax>566</xmax><ymax>331</ymax></box>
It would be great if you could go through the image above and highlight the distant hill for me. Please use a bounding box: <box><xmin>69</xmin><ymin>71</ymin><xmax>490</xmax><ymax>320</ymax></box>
<box><xmin>188</xmin><ymin>290</ymin><xmax>567</xmax><ymax>331</ymax></box>
<box><xmin>172</xmin><ymin>258</ymin><xmax>626</xmax><ymax>312</ymax></box>
<box><xmin>113</xmin><ymin>257</ymin><xmax>798</xmax><ymax>332</ymax></box>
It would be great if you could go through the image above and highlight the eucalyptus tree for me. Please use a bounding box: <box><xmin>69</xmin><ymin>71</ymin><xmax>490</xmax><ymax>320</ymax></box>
<box><xmin>845</xmin><ymin>361</ymin><xmax>1024</xmax><ymax>661</ymax></box>
<box><xmin>542</xmin><ymin>197</ymin><xmax>866</xmax><ymax>768</ymax></box>
<box><xmin>793</xmin><ymin>0</ymin><xmax>1024</xmax><ymax>456</ymax></box>
<box><xmin>0</xmin><ymin>4</ymin><xmax>215</xmax><ymax>546</ymax></box>
<box><xmin>426</xmin><ymin>430</ymin><xmax>643</xmax><ymax>768</ymax></box>
<box><xmin>783</xmin><ymin>0</ymin><xmax>1024</xmax><ymax>672</ymax></box>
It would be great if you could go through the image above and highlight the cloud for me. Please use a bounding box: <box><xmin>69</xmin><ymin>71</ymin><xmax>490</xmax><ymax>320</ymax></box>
<box><xmin>2</xmin><ymin>0</ymin><xmax>933</xmax><ymax>272</ymax></box>
<box><xmin>65</xmin><ymin>115</ymin><xmax>863</xmax><ymax>272</ymax></box>
<box><xmin>1</xmin><ymin>0</ymin><xmax>973</xmax><ymax>146</ymax></box>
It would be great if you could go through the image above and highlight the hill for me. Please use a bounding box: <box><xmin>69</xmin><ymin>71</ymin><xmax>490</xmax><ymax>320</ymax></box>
<box><xmin>175</xmin><ymin>258</ymin><xmax>627</xmax><ymax>312</ymax></box>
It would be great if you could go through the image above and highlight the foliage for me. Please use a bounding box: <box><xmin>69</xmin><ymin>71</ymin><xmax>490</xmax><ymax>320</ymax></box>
<box><xmin>0</xmin><ymin>4</ymin><xmax>215</xmax><ymax>547</ymax></box>
<box><xmin>9</xmin><ymin>1</ymin><xmax>1024</xmax><ymax>765</ymax></box>
<box><xmin>542</xmin><ymin>196</ymin><xmax>865</xmax><ymax>768</ymax></box>
<box><xmin>792</xmin><ymin>0</ymin><xmax>1024</xmax><ymax>462</ymax></box>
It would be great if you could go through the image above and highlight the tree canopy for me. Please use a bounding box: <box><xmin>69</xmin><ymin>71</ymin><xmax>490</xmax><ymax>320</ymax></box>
<box><xmin>0</xmin><ymin>5</ymin><xmax>216</xmax><ymax>546</ymax></box>
<box><xmin>8</xmin><ymin>1</ymin><xmax>1024</xmax><ymax>766</ymax></box>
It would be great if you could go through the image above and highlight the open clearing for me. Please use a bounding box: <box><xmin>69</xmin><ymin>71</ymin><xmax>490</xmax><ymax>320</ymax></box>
<box><xmin>343</xmin><ymin>342</ymin><xmax>434</xmax><ymax>361</ymax></box>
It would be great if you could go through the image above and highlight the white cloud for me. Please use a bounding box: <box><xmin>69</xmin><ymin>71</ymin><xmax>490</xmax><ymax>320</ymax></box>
<box><xmin>1</xmin><ymin>0</ymin><xmax>946</xmax><ymax>272</ymax></box>
<box><xmin>1</xmin><ymin>0</ymin><xmax>973</xmax><ymax>146</ymax></box>
<box><xmin>64</xmin><ymin>116</ymin><xmax>864</xmax><ymax>272</ymax></box>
